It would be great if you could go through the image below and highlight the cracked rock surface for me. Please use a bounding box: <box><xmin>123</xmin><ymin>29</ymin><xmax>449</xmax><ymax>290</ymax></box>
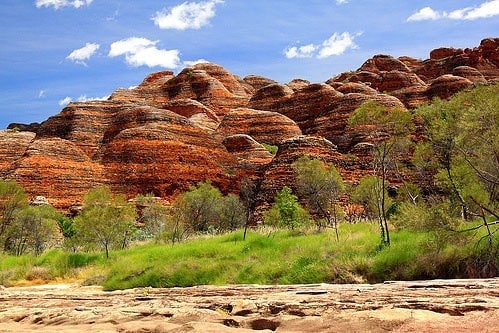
<box><xmin>1</xmin><ymin>278</ymin><xmax>498</xmax><ymax>332</ymax></box>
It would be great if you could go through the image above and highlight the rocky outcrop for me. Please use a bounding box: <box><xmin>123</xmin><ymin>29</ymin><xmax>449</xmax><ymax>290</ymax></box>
<box><xmin>426</xmin><ymin>74</ymin><xmax>473</xmax><ymax>100</ymax></box>
<box><xmin>331</xmin><ymin>38</ymin><xmax>498</xmax><ymax>109</ymax></box>
<box><xmin>109</xmin><ymin>71</ymin><xmax>175</xmax><ymax>105</ymax></box>
<box><xmin>247</xmin><ymin>83</ymin><xmax>294</xmax><ymax>112</ymax></box>
<box><xmin>243</xmin><ymin>75</ymin><xmax>277</xmax><ymax>91</ymax></box>
<box><xmin>7</xmin><ymin>137</ymin><xmax>104</xmax><ymax>209</ymax></box>
<box><xmin>2</xmin><ymin>39</ymin><xmax>498</xmax><ymax>212</ymax></box>
<box><xmin>287</xmin><ymin>78</ymin><xmax>310</xmax><ymax>91</ymax></box>
<box><xmin>251</xmin><ymin>83</ymin><xmax>343</xmax><ymax>133</ymax></box>
<box><xmin>162</xmin><ymin>64</ymin><xmax>252</xmax><ymax>117</ymax></box>
<box><xmin>158</xmin><ymin>99</ymin><xmax>220</xmax><ymax>131</ymax></box>
<box><xmin>217</xmin><ymin>108</ymin><xmax>302</xmax><ymax>145</ymax></box>
<box><xmin>0</xmin><ymin>130</ymin><xmax>35</xmax><ymax>176</ymax></box>
<box><xmin>98</xmin><ymin>106</ymin><xmax>238</xmax><ymax>198</ymax></box>
<box><xmin>222</xmin><ymin>134</ymin><xmax>273</xmax><ymax>167</ymax></box>
<box><xmin>36</xmin><ymin>100</ymin><xmax>130</xmax><ymax>158</ymax></box>
<box><xmin>308</xmin><ymin>92</ymin><xmax>406</xmax><ymax>152</ymax></box>
<box><xmin>452</xmin><ymin>66</ymin><xmax>487</xmax><ymax>83</ymax></box>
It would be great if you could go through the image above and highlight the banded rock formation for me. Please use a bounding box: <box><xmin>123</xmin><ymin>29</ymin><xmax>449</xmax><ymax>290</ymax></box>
<box><xmin>1</xmin><ymin>38</ymin><xmax>497</xmax><ymax>213</ymax></box>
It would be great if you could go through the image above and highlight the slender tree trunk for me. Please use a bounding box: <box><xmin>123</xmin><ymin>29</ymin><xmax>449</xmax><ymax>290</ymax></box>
<box><xmin>445</xmin><ymin>164</ymin><xmax>468</xmax><ymax>220</ymax></box>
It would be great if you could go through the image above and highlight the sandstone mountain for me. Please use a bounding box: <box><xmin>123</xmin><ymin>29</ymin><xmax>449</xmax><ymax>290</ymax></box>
<box><xmin>2</xmin><ymin>38</ymin><xmax>498</xmax><ymax>214</ymax></box>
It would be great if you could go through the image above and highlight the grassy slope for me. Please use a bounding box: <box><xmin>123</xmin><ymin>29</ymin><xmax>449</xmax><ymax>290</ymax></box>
<box><xmin>0</xmin><ymin>223</ymin><xmax>495</xmax><ymax>290</ymax></box>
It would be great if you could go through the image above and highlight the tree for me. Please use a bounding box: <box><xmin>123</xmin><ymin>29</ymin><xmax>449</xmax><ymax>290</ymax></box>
<box><xmin>414</xmin><ymin>85</ymin><xmax>498</xmax><ymax>265</ymax></box>
<box><xmin>415</xmin><ymin>84</ymin><xmax>498</xmax><ymax>220</ymax></box>
<box><xmin>74</xmin><ymin>186</ymin><xmax>137</xmax><ymax>258</ymax></box>
<box><xmin>239</xmin><ymin>178</ymin><xmax>258</xmax><ymax>240</ymax></box>
<box><xmin>57</xmin><ymin>215</ymin><xmax>78</xmax><ymax>252</ymax></box>
<box><xmin>292</xmin><ymin>156</ymin><xmax>345</xmax><ymax>239</ymax></box>
<box><xmin>135</xmin><ymin>194</ymin><xmax>169</xmax><ymax>241</ymax></box>
<box><xmin>349</xmin><ymin>101</ymin><xmax>414</xmax><ymax>245</ymax></box>
<box><xmin>7</xmin><ymin>205</ymin><xmax>60</xmax><ymax>256</ymax></box>
<box><xmin>0</xmin><ymin>179</ymin><xmax>28</xmax><ymax>252</ymax></box>
<box><xmin>218</xmin><ymin>193</ymin><xmax>245</xmax><ymax>233</ymax></box>
<box><xmin>352</xmin><ymin>175</ymin><xmax>393</xmax><ymax>243</ymax></box>
<box><xmin>264</xmin><ymin>186</ymin><xmax>310</xmax><ymax>230</ymax></box>
<box><xmin>173</xmin><ymin>181</ymin><xmax>224</xmax><ymax>232</ymax></box>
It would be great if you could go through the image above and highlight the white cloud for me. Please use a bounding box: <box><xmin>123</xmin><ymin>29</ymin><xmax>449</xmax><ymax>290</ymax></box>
<box><xmin>317</xmin><ymin>32</ymin><xmax>359</xmax><ymax>58</ymax></box>
<box><xmin>35</xmin><ymin>0</ymin><xmax>93</xmax><ymax>10</ymax></box>
<box><xmin>38</xmin><ymin>90</ymin><xmax>46</xmax><ymax>98</ymax></box>
<box><xmin>285</xmin><ymin>32</ymin><xmax>359</xmax><ymax>59</ymax></box>
<box><xmin>408</xmin><ymin>1</ymin><xmax>499</xmax><ymax>21</ymax></box>
<box><xmin>336</xmin><ymin>0</ymin><xmax>348</xmax><ymax>4</ymax></box>
<box><xmin>66</xmin><ymin>43</ymin><xmax>100</xmax><ymax>65</ymax></box>
<box><xmin>59</xmin><ymin>94</ymin><xmax>110</xmax><ymax>107</ymax></box>
<box><xmin>407</xmin><ymin>7</ymin><xmax>442</xmax><ymax>21</ymax></box>
<box><xmin>449</xmin><ymin>0</ymin><xmax>499</xmax><ymax>19</ymax></box>
<box><xmin>284</xmin><ymin>44</ymin><xmax>317</xmax><ymax>59</ymax></box>
<box><xmin>108</xmin><ymin>37</ymin><xmax>180</xmax><ymax>69</ymax></box>
<box><xmin>152</xmin><ymin>0</ymin><xmax>224</xmax><ymax>30</ymax></box>
<box><xmin>183</xmin><ymin>59</ymin><xmax>210</xmax><ymax>66</ymax></box>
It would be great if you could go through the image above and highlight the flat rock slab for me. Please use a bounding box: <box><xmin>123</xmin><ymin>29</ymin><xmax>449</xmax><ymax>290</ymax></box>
<box><xmin>0</xmin><ymin>278</ymin><xmax>498</xmax><ymax>332</ymax></box>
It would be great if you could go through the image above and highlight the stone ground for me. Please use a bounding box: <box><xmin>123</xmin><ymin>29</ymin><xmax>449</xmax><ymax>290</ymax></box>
<box><xmin>0</xmin><ymin>278</ymin><xmax>498</xmax><ymax>332</ymax></box>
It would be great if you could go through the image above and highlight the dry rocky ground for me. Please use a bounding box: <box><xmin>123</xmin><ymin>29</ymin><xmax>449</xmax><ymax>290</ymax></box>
<box><xmin>0</xmin><ymin>278</ymin><xmax>498</xmax><ymax>332</ymax></box>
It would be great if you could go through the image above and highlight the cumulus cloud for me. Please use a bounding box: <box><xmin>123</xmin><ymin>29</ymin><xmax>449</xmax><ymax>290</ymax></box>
<box><xmin>336</xmin><ymin>0</ymin><xmax>348</xmax><ymax>4</ymax></box>
<box><xmin>407</xmin><ymin>7</ymin><xmax>442</xmax><ymax>21</ymax></box>
<box><xmin>35</xmin><ymin>0</ymin><xmax>93</xmax><ymax>10</ymax></box>
<box><xmin>285</xmin><ymin>32</ymin><xmax>360</xmax><ymax>59</ymax></box>
<box><xmin>38</xmin><ymin>90</ymin><xmax>46</xmax><ymax>98</ymax></box>
<box><xmin>108</xmin><ymin>37</ymin><xmax>180</xmax><ymax>68</ymax></box>
<box><xmin>152</xmin><ymin>0</ymin><xmax>224</xmax><ymax>30</ymax></box>
<box><xmin>408</xmin><ymin>1</ymin><xmax>499</xmax><ymax>21</ymax></box>
<box><xmin>317</xmin><ymin>32</ymin><xmax>359</xmax><ymax>58</ymax></box>
<box><xmin>284</xmin><ymin>44</ymin><xmax>317</xmax><ymax>59</ymax></box>
<box><xmin>58</xmin><ymin>94</ymin><xmax>110</xmax><ymax>107</ymax></box>
<box><xmin>66</xmin><ymin>43</ymin><xmax>100</xmax><ymax>65</ymax></box>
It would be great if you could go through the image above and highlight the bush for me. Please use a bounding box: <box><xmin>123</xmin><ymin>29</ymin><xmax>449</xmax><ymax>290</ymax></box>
<box><xmin>263</xmin><ymin>187</ymin><xmax>310</xmax><ymax>230</ymax></box>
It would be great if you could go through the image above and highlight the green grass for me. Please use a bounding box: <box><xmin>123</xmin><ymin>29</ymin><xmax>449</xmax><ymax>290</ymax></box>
<box><xmin>0</xmin><ymin>222</ymin><xmax>496</xmax><ymax>290</ymax></box>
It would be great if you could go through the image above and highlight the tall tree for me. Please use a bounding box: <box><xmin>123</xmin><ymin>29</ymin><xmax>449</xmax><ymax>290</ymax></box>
<box><xmin>74</xmin><ymin>186</ymin><xmax>137</xmax><ymax>258</ymax></box>
<box><xmin>292</xmin><ymin>156</ymin><xmax>344</xmax><ymax>238</ymax></box>
<box><xmin>0</xmin><ymin>179</ymin><xmax>28</xmax><ymax>252</ymax></box>
<box><xmin>415</xmin><ymin>84</ymin><xmax>499</xmax><ymax>219</ymax></box>
<box><xmin>349</xmin><ymin>101</ymin><xmax>414</xmax><ymax>245</ymax></box>
<box><xmin>239</xmin><ymin>178</ymin><xmax>258</xmax><ymax>240</ymax></box>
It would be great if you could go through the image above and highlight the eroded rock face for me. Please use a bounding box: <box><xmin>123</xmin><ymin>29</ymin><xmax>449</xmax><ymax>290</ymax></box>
<box><xmin>243</xmin><ymin>75</ymin><xmax>277</xmax><ymax>91</ymax></box>
<box><xmin>3</xmin><ymin>39</ymin><xmax>498</xmax><ymax>212</ymax></box>
<box><xmin>0</xmin><ymin>130</ymin><xmax>35</xmax><ymax>176</ymax></box>
<box><xmin>8</xmin><ymin>137</ymin><xmax>104</xmax><ymax>209</ymax></box>
<box><xmin>217</xmin><ymin>108</ymin><xmax>302</xmax><ymax>145</ymax></box>
<box><xmin>222</xmin><ymin>134</ymin><xmax>274</xmax><ymax>167</ymax></box>
<box><xmin>162</xmin><ymin>64</ymin><xmax>252</xmax><ymax>117</ymax></box>
<box><xmin>426</xmin><ymin>74</ymin><xmax>473</xmax><ymax>100</ymax></box>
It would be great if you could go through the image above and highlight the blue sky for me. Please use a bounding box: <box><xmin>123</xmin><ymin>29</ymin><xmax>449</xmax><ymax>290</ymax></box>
<box><xmin>0</xmin><ymin>0</ymin><xmax>498</xmax><ymax>128</ymax></box>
